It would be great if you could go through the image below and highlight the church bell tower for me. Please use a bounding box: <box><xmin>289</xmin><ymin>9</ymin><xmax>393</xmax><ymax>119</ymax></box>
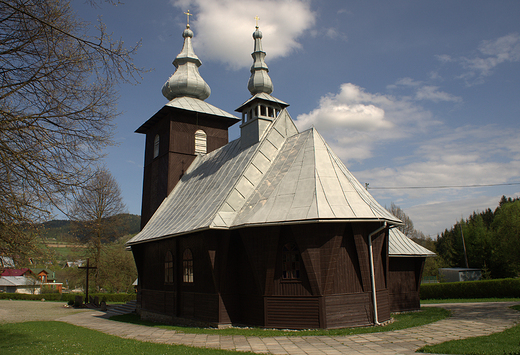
<box><xmin>137</xmin><ymin>16</ymin><xmax>239</xmax><ymax>229</ymax></box>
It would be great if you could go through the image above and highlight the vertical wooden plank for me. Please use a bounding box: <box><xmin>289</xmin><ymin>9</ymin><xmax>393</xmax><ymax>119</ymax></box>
<box><xmin>352</xmin><ymin>224</ymin><xmax>370</xmax><ymax>292</ymax></box>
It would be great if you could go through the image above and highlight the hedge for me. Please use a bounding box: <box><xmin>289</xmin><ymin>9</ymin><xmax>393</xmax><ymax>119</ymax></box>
<box><xmin>420</xmin><ymin>278</ymin><xmax>520</xmax><ymax>300</ymax></box>
<box><xmin>0</xmin><ymin>292</ymin><xmax>136</xmax><ymax>303</ymax></box>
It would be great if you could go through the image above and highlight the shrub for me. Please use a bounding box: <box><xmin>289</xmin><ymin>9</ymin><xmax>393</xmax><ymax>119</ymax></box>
<box><xmin>420</xmin><ymin>278</ymin><xmax>520</xmax><ymax>300</ymax></box>
<box><xmin>0</xmin><ymin>292</ymin><xmax>136</xmax><ymax>303</ymax></box>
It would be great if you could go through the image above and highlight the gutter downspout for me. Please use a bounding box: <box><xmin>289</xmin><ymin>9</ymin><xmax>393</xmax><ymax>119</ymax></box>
<box><xmin>368</xmin><ymin>222</ymin><xmax>387</xmax><ymax>325</ymax></box>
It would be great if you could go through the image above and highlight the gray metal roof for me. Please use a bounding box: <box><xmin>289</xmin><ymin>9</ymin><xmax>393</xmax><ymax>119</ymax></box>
<box><xmin>0</xmin><ymin>276</ymin><xmax>39</xmax><ymax>286</ymax></box>
<box><xmin>166</xmin><ymin>96</ymin><xmax>238</xmax><ymax>119</ymax></box>
<box><xmin>388</xmin><ymin>228</ymin><xmax>436</xmax><ymax>257</ymax></box>
<box><xmin>236</xmin><ymin>92</ymin><xmax>289</xmax><ymax>112</ymax></box>
<box><xmin>135</xmin><ymin>97</ymin><xmax>239</xmax><ymax>134</ymax></box>
<box><xmin>128</xmin><ymin>109</ymin><xmax>401</xmax><ymax>246</ymax></box>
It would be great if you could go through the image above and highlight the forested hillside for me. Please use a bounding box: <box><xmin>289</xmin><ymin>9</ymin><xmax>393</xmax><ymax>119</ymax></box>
<box><xmin>40</xmin><ymin>214</ymin><xmax>140</xmax><ymax>242</ymax></box>
<box><xmin>435</xmin><ymin>196</ymin><xmax>520</xmax><ymax>279</ymax></box>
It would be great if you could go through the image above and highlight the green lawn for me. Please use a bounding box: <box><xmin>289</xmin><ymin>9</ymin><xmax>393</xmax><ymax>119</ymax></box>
<box><xmin>110</xmin><ymin>307</ymin><xmax>450</xmax><ymax>337</ymax></box>
<box><xmin>421</xmin><ymin>297</ymin><xmax>520</xmax><ymax>304</ymax></box>
<box><xmin>0</xmin><ymin>321</ymin><xmax>252</xmax><ymax>355</ymax></box>
<box><xmin>418</xmin><ymin>305</ymin><xmax>520</xmax><ymax>355</ymax></box>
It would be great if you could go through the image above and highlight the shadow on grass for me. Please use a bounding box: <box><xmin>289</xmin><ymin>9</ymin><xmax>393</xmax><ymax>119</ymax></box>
<box><xmin>110</xmin><ymin>307</ymin><xmax>451</xmax><ymax>337</ymax></box>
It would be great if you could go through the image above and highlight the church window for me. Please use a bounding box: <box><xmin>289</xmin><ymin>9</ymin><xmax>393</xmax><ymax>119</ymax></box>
<box><xmin>260</xmin><ymin>105</ymin><xmax>267</xmax><ymax>116</ymax></box>
<box><xmin>268</xmin><ymin>107</ymin><xmax>274</xmax><ymax>118</ymax></box>
<box><xmin>282</xmin><ymin>243</ymin><xmax>301</xmax><ymax>279</ymax></box>
<box><xmin>153</xmin><ymin>134</ymin><xmax>160</xmax><ymax>158</ymax></box>
<box><xmin>183</xmin><ymin>249</ymin><xmax>193</xmax><ymax>283</ymax></box>
<box><xmin>164</xmin><ymin>251</ymin><xmax>174</xmax><ymax>284</ymax></box>
<box><xmin>195</xmin><ymin>130</ymin><xmax>207</xmax><ymax>155</ymax></box>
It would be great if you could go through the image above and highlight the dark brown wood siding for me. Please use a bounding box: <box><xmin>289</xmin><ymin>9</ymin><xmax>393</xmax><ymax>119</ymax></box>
<box><xmin>140</xmin><ymin>110</ymin><xmax>233</xmax><ymax>228</ymax></box>
<box><xmin>388</xmin><ymin>257</ymin><xmax>425</xmax><ymax>312</ymax></box>
<box><xmin>265</xmin><ymin>297</ymin><xmax>320</xmax><ymax>329</ymax></box>
<box><xmin>133</xmin><ymin>222</ymin><xmax>394</xmax><ymax>329</ymax></box>
<box><xmin>324</xmin><ymin>293</ymin><xmax>372</xmax><ymax>328</ymax></box>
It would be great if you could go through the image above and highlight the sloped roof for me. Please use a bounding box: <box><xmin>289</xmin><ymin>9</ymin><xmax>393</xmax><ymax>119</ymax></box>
<box><xmin>136</xmin><ymin>96</ymin><xmax>239</xmax><ymax>134</ymax></box>
<box><xmin>236</xmin><ymin>92</ymin><xmax>289</xmax><ymax>112</ymax></box>
<box><xmin>233</xmin><ymin>128</ymin><xmax>399</xmax><ymax>227</ymax></box>
<box><xmin>0</xmin><ymin>276</ymin><xmax>39</xmax><ymax>286</ymax></box>
<box><xmin>1</xmin><ymin>268</ymin><xmax>31</xmax><ymax>277</ymax></box>
<box><xmin>128</xmin><ymin>109</ymin><xmax>401</xmax><ymax>246</ymax></box>
<box><xmin>388</xmin><ymin>228</ymin><xmax>436</xmax><ymax>257</ymax></box>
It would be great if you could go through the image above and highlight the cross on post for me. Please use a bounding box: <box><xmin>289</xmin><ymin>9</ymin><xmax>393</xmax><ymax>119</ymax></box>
<box><xmin>255</xmin><ymin>16</ymin><xmax>260</xmax><ymax>28</ymax></box>
<box><xmin>78</xmin><ymin>258</ymin><xmax>97</xmax><ymax>305</ymax></box>
<box><xmin>184</xmin><ymin>10</ymin><xmax>193</xmax><ymax>26</ymax></box>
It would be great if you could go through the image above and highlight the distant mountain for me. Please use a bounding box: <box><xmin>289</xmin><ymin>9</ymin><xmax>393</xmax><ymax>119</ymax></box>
<box><xmin>40</xmin><ymin>214</ymin><xmax>141</xmax><ymax>242</ymax></box>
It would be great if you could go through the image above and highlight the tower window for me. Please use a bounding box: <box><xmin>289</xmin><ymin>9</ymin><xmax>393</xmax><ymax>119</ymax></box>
<box><xmin>282</xmin><ymin>242</ymin><xmax>301</xmax><ymax>280</ymax></box>
<box><xmin>195</xmin><ymin>130</ymin><xmax>207</xmax><ymax>155</ymax></box>
<box><xmin>153</xmin><ymin>134</ymin><xmax>160</xmax><ymax>158</ymax></box>
<box><xmin>268</xmin><ymin>107</ymin><xmax>274</xmax><ymax>118</ymax></box>
<box><xmin>260</xmin><ymin>105</ymin><xmax>267</xmax><ymax>116</ymax></box>
<box><xmin>164</xmin><ymin>251</ymin><xmax>174</xmax><ymax>284</ymax></box>
<box><xmin>183</xmin><ymin>249</ymin><xmax>193</xmax><ymax>283</ymax></box>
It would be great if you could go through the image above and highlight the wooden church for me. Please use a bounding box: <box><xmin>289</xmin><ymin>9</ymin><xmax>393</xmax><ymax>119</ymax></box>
<box><xmin>127</xmin><ymin>20</ymin><xmax>434</xmax><ymax>329</ymax></box>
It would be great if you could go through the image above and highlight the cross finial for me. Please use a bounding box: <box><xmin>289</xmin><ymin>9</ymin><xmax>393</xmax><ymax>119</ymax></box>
<box><xmin>254</xmin><ymin>16</ymin><xmax>260</xmax><ymax>28</ymax></box>
<box><xmin>184</xmin><ymin>10</ymin><xmax>193</xmax><ymax>27</ymax></box>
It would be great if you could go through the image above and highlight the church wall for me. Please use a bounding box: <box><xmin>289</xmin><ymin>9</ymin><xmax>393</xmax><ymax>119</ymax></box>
<box><xmin>388</xmin><ymin>256</ymin><xmax>425</xmax><ymax>312</ymax></box>
<box><xmin>134</xmin><ymin>221</ymin><xmax>392</xmax><ymax>329</ymax></box>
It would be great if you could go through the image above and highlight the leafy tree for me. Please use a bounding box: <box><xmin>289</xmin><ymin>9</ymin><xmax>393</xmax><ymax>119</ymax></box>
<box><xmin>70</xmin><ymin>167</ymin><xmax>126</xmax><ymax>289</ymax></box>
<box><xmin>435</xmin><ymin>196</ymin><xmax>520</xmax><ymax>279</ymax></box>
<box><xmin>0</xmin><ymin>0</ymin><xmax>141</xmax><ymax>258</ymax></box>
<box><xmin>97</xmin><ymin>235</ymin><xmax>137</xmax><ymax>293</ymax></box>
<box><xmin>491</xmin><ymin>199</ymin><xmax>520</xmax><ymax>278</ymax></box>
<box><xmin>387</xmin><ymin>203</ymin><xmax>439</xmax><ymax>277</ymax></box>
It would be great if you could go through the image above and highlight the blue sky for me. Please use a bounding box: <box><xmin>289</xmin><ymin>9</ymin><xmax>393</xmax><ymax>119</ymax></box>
<box><xmin>73</xmin><ymin>0</ymin><xmax>520</xmax><ymax>237</ymax></box>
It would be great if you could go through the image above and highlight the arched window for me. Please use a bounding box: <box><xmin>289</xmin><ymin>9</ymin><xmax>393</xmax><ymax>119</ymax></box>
<box><xmin>153</xmin><ymin>134</ymin><xmax>160</xmax><ymax>158</ymax></box>
<box><xmin>194</xmin><ymin>130</ymin><xmax>207</xmax><ymax>155</ymax></box>
<box><xmin>282</xmin><ymin>243</ymin><xmax>301</xmax><ymax>279</ymax></box>
<box><xmin>183</xmin><ymin>249</ymin><xmax>193</xmax><ymax>283</ymax></box>
<box><xmin>164</xmin><ymin>251</ymin><xmax>174</xmax><ymax>284</ymax></box>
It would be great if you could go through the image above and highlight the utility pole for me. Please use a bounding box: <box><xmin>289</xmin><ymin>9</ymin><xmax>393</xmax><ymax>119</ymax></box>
<box><xmin>460</xmin><ymin>221</ymin><xmax>469</xmax><ymax>268</ymax></box>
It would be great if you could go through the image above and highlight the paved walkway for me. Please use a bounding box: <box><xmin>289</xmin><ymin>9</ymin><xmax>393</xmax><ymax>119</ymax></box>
<box><xmin>51</xmin><ymin>302</ymin><xmax>520</xmax><ymax>354</ymax></box>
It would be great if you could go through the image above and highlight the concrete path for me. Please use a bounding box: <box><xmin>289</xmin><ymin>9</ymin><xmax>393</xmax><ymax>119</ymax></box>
<box><xmin>49</xmin><ymin>301</ymin><xmax>520</xmax><ymax>354</ymax></box>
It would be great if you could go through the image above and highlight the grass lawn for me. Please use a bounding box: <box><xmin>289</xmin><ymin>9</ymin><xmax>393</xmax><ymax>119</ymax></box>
<box><xmin>421</xmin><ymin>298</ymin><xmax>520</xmax><ymax>304</ymax></box>
<box><xmin>418</xmin><ymin>305</ymin><xmax>520</xmax><ymax>355</ymax></box>
<box><xmin>110</xmin><ymin>307</ymin><xmax>450</xmax><ymax>337</ymax></box>
<box><xmin>0</xmin><ymin>321</ymin><xmax>252</xmax><ymax>355</ymax></box>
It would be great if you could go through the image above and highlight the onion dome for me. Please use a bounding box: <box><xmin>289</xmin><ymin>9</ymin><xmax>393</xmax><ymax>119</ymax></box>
<box><xmin>247</xmin><ymin>26</ymin><xmax>273</xmax><ymax>95</ymax></box>
<box><xmin>162</xmin><ymin>24</ymin><xmax>211</xmax><ymax>101</ymax></box>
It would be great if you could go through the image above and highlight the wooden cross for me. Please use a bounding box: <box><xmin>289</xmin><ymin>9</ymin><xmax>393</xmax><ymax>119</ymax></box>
<box><xmin>185</xmin><ymin>10</ymin><xmax>193</xmax><ymax>25</ymax></box>
<box><xmin>255</xmin><ymin>16</ymin><xmax>260</xmax><ymax>28</ymax></box>
<box><xmin>78</xmin><ymin>258</ymin><xmax>97</xmax><ymax>305</ymax></box>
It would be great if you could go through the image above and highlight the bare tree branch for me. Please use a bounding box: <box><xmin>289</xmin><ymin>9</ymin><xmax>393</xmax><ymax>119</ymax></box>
<box><xmin>0</xmin><ymin>0</ymin><xmax>143</xmax><ymax>257</ymax></box>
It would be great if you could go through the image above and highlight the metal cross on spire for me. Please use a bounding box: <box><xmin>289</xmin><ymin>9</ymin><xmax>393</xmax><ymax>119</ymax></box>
<box><xmin>255</xmin><ymin>16</ymin><xmax>260</xmax><ymax>28</ymax></box>
<box><xmin>185</xmin><ymin>10</ymin><xmax>193</xmax><ymax>26</ymax></box>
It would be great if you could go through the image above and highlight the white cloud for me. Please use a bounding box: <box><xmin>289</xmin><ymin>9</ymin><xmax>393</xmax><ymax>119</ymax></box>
<box><xmin>353</xmin><ymin>124</ymin><xmax>520</xmax><ymax>235</ymax></box>
<box><xmin>170</xmin><ymin>0</ymin><xmax>316</xmax><ymax>69</ymax></box>
<box><xmin>388</xmin><ymin>78</ymin><xmax>461</xmax><ymax>103</ymax></box>
<box><xmin>295</xmin><ymin>83</ymin><xmax>436</xmax><ymax>164</ymax></box>
<box><xmin>438</xmin><ymin>33</ymin><xmax>520</xmax><ymax>84</ymax></box>
<box><xmin>415</xmin><ymin>86</ymin><xmax>462</xmax><ymax>103</ymax></box>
